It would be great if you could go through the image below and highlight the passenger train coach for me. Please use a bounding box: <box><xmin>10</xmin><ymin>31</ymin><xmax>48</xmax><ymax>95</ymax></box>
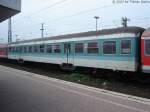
<box><xmin>141</xmin><ymin>27</ymin><xmax>150</xmax><ymax>73</ymax></box>
<box><xmin>0</xmin><ymin>43</ymin><xmax>7</xmax><ymax>58</ymax></box>
<box><xmin>2</xmin><ymin>26</ymin><xmax>150</xmax><ymax>73</ymax></box>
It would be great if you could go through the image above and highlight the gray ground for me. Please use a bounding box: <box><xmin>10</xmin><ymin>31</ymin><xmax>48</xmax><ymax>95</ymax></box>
<box><xmin>0</xmin><ymin>65</ymin><xmax>150</xmax><ymax>112</ymax></box>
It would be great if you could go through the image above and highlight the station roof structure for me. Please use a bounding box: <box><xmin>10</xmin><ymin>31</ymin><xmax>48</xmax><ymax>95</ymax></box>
<box><xmin>0</xmin><ymin>0</ymin><xmax>21</xmax><ymax>22</ymax></box>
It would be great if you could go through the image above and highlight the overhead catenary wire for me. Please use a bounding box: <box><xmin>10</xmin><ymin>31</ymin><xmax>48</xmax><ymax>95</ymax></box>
<box><xmin>12</xmin><ymin>0</ymin><xmax>69</xmax><ymax>25</ymax></box>
<box><xmin>4</xmin><ymin>15</ymin><xmax>150</xmax><ymax>35</ymax></box>
<box><xmin>12</xmin><ymin>16</ymin><xmax>150</xmax><ymax>39</ymax></box>
<box><xmin>12</xmin><ymin>4</ymin><xmax>116</xmax><ymax>32</ymax></box>
<box><xmin>3</xmin><ymin>1</ymin><xmax>150</xmax><ymax>41</ymax></box>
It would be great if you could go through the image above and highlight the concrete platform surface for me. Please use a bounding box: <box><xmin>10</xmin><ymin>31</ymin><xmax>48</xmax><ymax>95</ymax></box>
<box><xmin>0</xmin><ymin>65</ymin><xmax>150</xmax><ymax>112</ymax></box>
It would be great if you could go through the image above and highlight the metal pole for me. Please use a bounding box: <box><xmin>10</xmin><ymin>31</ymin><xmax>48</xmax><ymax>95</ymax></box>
<box><xmin>121</xmin><ymin>17</ymin><xmax>130</xmax><ymax>27</ymax></box>
<box><xmin>8</xmin><ymin>18</ymin><xmax>12</xmax><ymax>43</ymax></box>
<box><xmin>94</xmin><ymin>16</ymin><xmax>99</xmax><ymax>37</ymax></box>
<box><xmin>96</xmin><ymin>18</ymin><xmax>98</xmax><ymax>31</ymax></box>
<box><xmin>40</xmin><ymin>23</ymin><xmax>44</xmax><ymax>38</ymax></box>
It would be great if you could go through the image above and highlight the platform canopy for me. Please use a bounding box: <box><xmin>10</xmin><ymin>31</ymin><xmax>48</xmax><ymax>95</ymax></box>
<box><xmin>0</xmin><ymin>0</ymin><xmax>21</xmax><ymax>22</ymax></box>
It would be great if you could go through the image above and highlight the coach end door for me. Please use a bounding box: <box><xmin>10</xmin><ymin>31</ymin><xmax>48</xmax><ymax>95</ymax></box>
<box><xmin>63</xmin><ymin>43</ymin><xmax>74</xmax><ymax>69</ymax></box>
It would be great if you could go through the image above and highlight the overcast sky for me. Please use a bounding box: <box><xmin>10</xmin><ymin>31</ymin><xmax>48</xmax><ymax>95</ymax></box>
<box><xmin>0</xmin><ymin>0</ymin><xmax>150</xmax><ymax>42</ymax></box>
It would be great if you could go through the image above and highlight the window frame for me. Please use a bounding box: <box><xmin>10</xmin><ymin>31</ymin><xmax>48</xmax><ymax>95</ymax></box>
<box><xmin>87</xmin><ymin>41</ymin><xmax>99</xmax><ymax>55</ymax></box>
<box><xmin>39</xmin><ymin>44</ymin><xmax>45</xmax><ymax>53</ymax></box>
<box><xmin>53</xmin><ymin>44</ymin><xmax>61</xmax><ymax>54</ymax></box>
<box><xmin>28</xmin><ymin>46</ymin><xmax>33</xmax><ymax>53</ymax></box>
<box><xmin>8</xmin><ymin>47</ymin><xmax>12</xmax><ymax>53</ymax></box>
<box><xmin>120</xmin><ymin>39</ymin><xmax>132</xmax><ymax>55</ymax></box>
<box><xmin>103</xmin><ymin>40</ymin><xmax>117</xmax><ymax>55</ymax></box>
<box><xmin>33</xmin><ymin>45</ymin><xmax>38</xmax><ymax>53</ymax></box>
<box><xmin>11</xmin><ymin>47</ymin><xmax>15</xmax><ymax>53</ymax></box>
<box><xmin>144</xmin><ymin>39</ymin><xmax>150</xmax><ymax>56</ymax></box>
<box><xmin>63</xmin><ymin>43</ymin><xmax>72</xmax><ymax>54</ymax></box>
<box><xmin>16</xmin><ymin>47</ymin><xmax>20</xmax><ymax>53</ymax></box>
<box><xmin>46</xmin><ymin>44</ymin><xmax>52</xmax><ymax>53</ymax></box>
<box><xmin>75</xmin><ymin>42</ymin><xmax>84</xmax><ymax>54</ymax></box>
<box><xmin>23</xmin><ymin>46</ymin><xmax>27</xmax><ymax>53</ymax></box>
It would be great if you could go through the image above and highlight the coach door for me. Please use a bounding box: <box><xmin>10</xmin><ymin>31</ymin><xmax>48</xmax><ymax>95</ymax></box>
<box><xmin>64</xmin><ymin>43</ymin><xmax>74</xmax><ymax>65</ymax></box>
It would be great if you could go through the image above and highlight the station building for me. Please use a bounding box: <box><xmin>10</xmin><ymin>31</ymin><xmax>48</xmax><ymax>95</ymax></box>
<box><xmin>0</xmin><ymin>0</ymin><xmax>21</xmax><ymax>22</ymax></box>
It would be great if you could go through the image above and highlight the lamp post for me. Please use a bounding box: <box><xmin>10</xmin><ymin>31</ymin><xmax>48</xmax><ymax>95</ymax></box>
<box><xmin>94</xmin><ymin>16</ymin><xmax>100</xmax><ymax>32</ymax></box>
<box><xmin>40</xmin><ymin>23</ymin><xmax>44</xmax><ymax>39</ymax></box>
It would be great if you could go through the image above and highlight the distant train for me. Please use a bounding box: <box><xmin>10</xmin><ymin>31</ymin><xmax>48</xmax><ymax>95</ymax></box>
<box><xmin>1</xmin><ymin>26</ymin><xmax>150</xmax><ymax>73</ymax></box>
<box><xmin>0</xmin><ymin>43</ymin><xmax>7</xmax><ymax>58</ymax></box>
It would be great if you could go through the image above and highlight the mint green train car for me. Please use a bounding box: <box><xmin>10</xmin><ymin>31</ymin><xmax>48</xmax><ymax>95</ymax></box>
<box><xmin>8</xmin><ymin>27</ymin><xmax>144</xmax><ymax>71</ymax></box>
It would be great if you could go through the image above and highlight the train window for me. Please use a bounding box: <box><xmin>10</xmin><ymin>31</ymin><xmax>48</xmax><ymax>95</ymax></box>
<box><xmin>53</xmin><ymin>44</ymin><xmax>61</xmax><ymax>53</ymax></box>
<box><xmin>39</xmin><ymin>45</ymin><xmax>45</xmax><ymax>53</ymax></box>
<box><xmin>46</xmin><ymin>45</ymin><xmax>52</xmax><ymax>53</ymax></box>
<box><xmin>75</xmin><ymin>43</ymin><xmax>84</xmax><ymax>53</ymax></box>
<box><xmin>145</xmin><ymin>40</ymin><xmax>150</xmax><ymax>55</ymax></box>
<box><xmin>16</xmin><ymin>47</ymin><xmax>19</xmax><ymax>53</ymax></box>
<box><xmin>11</xmin><ymin>47</ymin><xmax>14</xmax><ymax>53</ymax></box>
<box><xmin>0</xmin><ymin>48</ymin><xmax>2</xmax><ymax>52</ymax></box>
<box><xmin>33</xmin><ymin>46</ymin><xmax>38</xmax><ymax>53</ymax></box>
<box><xmin>8</xmin><ymin>47</ymin><xmax>12</xmax><ymax>52</ymax></box>
<box><xmin>23</xmin><ymin>46</ymin><xmax>27</xmax><ymax>53</ymax></box>
<box><xmin>0</xmin><ymin>48</ymin><xmax>3</xmax><ymax>52</ymax></box>
<box><xmin>121</xmin><ymin>40</ymin><xmax>131</xmax><ymax>54</ymax></box>
<box><xmin>64</xmin><ymin>43</ymin><xmax>71</xmax><ymax>54</ymax></box>
<box><xmin>103</xmin><ymin>41</ymin><xmax>116</xmax><ymax>54</ymax></box>
<box><xmin>14</xmin><ymin>47</ymin><xmax>16</xmax><ymax>52</ymax></box>
<box><xmin>28</xmin><ymin>46</ymin><xmax>32</xmax><ymax>53</ymax></box>
<box><xmin>87</xmin><ymin>42</ymin><xmax>99</xmax><ymax>54</ymax></box>
<box><xmin>19</xmin><ymin>46</ymin><xmax>22</xmax><ymax>53</ymax></box>
<box><xmin>12</xmin><ymin>47</ymin><xmax>14</xmax><ymax>53</ymax></box>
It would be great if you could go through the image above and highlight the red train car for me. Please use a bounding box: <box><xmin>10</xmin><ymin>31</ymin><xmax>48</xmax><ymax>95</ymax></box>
<box><xmin>141</xmin><ymin>28</ymin><xmax>150</xmax><ymax>73</ymax></box>
<box><xmin>0</xmin><ymin>43</ymin><xmax>7</xmax><ymax>58</ymax></box>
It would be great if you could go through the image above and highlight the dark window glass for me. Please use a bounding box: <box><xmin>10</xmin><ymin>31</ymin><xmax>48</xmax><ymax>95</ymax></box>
<box><xmin>0</xmin><ymin>48</ymin><xmax>2</xmax><ymax>52</ymax></box>
<box><xmin>145</xmin><ymin>40</ymin><xmax>150</xmax><ymax>55</ymax></box>
<box><xmin>121</xmin><ymin>40</ymin><xmax>131</xmax><ymax>54</ymax></box>
<box><xmin>8</xmin><ymin>47</ymin><xmax>12</xmax><ymax>52</ymax></box>
<box><xmin>17</xmin><ymin>47</ymin><xmax>20</xmax><ymax>53</ymax></box>
<box><xmin>23</xmin><ymin>46</ymin><xmax>27</xmax><ymax>53</ymax></box>
<box><xmin>46</xmin><ymin>45</ymin><xmax>52</xmax><ymax>53</ymax></box>
<box><xmin>87</xmin><ymin>42</ymin><xmax>99</xmax><ymax>54</ymax></box>
<box><xmin>0</xmin><ymin>48</ymin><xmax>5</xmax><ymax>52</ymax></box>
<box><xmin>28</xmin><ymin>46</ymin><xmax>32</xmax><ymax>53</ymax></box>
<box><xmin>16</xmin><ymin>47</ymin><xmax>19</xmax><ymax>53</ymax></box>
<box><xmin>39</xmin><ymin>45</ymin><xmax>44</xmax><ymax>53</ymax></box>
<box><xmin>103</xmin><ymin>41</ymin><xmax>116</xmax><ymax>54</ymax></box>
<box><xmin>19</xmin><ymin>46</ymin><xmax>22</xmax><ymax>53</ymax></box>
<box><xmin>75</xmin><ymin>43</ymin><xmax>84</xmax><ymax>53</ymax></box>
<box><xmin>53</xmin><ymin>44</ymin><xmax>61</xmax><ymax>53</ymax></box>
<box><xmin>11</xmin><ymin>47</ymin><xmax>14</xmax><ymax>53</ymax></box>
<box><xmin>64</xmin><ymin>43</ymin><xmax>71</xmax><ymax>54</ymax></box>
<box><xmin>34</xmin><ymin>46</ymin><xmax>38</xmax><ymax>53</ymax></box>
<box><xmin>14</xmin><ymin>47</ymin><xmax>16</xmax><ymax>52</ymax></box>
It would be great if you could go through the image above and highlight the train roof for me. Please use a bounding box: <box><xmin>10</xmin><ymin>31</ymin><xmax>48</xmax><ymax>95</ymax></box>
<box><xmin>142</xmin><ymin>27</ymin><xmax>150</xmax><ymax>37</ymax></box>
<box><xmin>10</xmin><ymin>26</ymin><xmax>145</xmax><ymax>45</ymax></box>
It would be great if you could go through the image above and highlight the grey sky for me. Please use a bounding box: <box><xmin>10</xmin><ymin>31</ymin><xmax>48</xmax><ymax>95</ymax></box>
<box><xmin>0</xmin><ymin>0</ymin><xmax>150</xmax><ymax>42</ymax></box>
